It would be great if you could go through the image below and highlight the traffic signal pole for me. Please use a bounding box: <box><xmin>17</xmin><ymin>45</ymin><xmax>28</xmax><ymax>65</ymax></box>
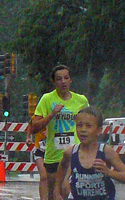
<box><xmin>0</xmin><ymin>53</ymin><xmax>15</xmax><ymax>165</ymax></box>
<box><xmin>1</xmin><ymin>53</ymin><xmax>15</xmax><ymax>117</ymax></box>
<box><xmin>4</xmin><ymin>119</ymin><xmax>8</xmax><ymax>154</ymax></box>
<box><xmin>4</xmin><ymin>74</ymin><xmax>11</xmax><ymax>162</ymax></box>
<box><xmin>3</xmin><ymin>55</ymin><xmax>12</xmax><ymax>161</ymax></box>
<box><xmin>5</xmin><ymin>74</ymin><xmax>11</xmax><ymax>96</ymax></box>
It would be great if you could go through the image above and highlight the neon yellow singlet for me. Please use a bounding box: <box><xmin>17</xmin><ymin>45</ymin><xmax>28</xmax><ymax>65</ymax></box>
<box><xmin>35</xmin><ymin>90</ymin><xmax>89</xmax><ymax>164</ymax></box>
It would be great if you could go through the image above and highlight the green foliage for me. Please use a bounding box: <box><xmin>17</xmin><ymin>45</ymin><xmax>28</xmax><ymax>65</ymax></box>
<box><xmin>1</xmin><ymin>0</ymin><xmax>125</xmax><ymax>120</ymax></box>
<box><xmin>10</xmin><ymin>56</ymin><xmax>43</xmax><ymax>122</ymax></box>
<box><xmin>95</xmin><ymin>62</ymin><xmax>125</xmax><ymax>117</ymax></box>
<box><xmin>1</xmin><ymin>0</ymin><xmax>125</xmax><ymax>163</ymax></box>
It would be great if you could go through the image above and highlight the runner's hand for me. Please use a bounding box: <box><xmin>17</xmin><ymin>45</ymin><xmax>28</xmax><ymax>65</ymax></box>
<box><xmin>93</xmin><ymin>159</ymin><xmax>110</xmax><ymax>176</ymax></box>
<box><xmin>43</xmin><ymin>130</ymin><xmax>47</xmax><ymax>137</ymax></box>
<box><xmin>53</xmin><ymin>104</ymin><xmax>64</xmax><ymax>113</ymax></box>
<box><xmin>26</xmin><ymin>138</ymin><xmax>33</xmax><ymax>147</ymax></box>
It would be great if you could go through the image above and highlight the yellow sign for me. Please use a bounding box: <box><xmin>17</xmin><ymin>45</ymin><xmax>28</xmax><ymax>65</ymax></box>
<box><xmin>28</xmin><ymin>92</ymin><xmax>38</xmax><ymax>116</ymax></box>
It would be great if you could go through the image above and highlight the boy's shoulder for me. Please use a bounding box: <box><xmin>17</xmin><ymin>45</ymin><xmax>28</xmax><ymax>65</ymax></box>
<box><xmin>72</xmin><ymin>144</ymin><xmax>80</xmax><ymax>154</ymax></box>
<box><xmin>64</xmin><ymin>144</ymin><xmax>75</xmax><ymax>155</ymax></box>
<box><xmin>103</xmin><ymin>143</ymin><xmax>118</xmax><ymax>160</ymax></box>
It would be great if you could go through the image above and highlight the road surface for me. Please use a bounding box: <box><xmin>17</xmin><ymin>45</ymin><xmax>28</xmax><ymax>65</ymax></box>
<box><xmin>0</xmin><ymin>174</ymin><xmax>124</xmax><ymax>200</ymax></box>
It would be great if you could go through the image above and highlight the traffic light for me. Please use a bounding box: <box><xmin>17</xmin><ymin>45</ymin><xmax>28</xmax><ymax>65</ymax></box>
<box><xmin>22</xmin><ymin>94</ymin><xmax>28</xmax><ymax>117</ymax></box>
<box><xmin>5</xmin><ymin>53</ymin><xmax>11</xmax><ymax>74</ymax></box>
<box><xmin>22</xmin><ymin>93</ymin><xmax>38</xmax><ymax>118</ymax></box>
<box><xmin>0</xmin><ymin>53</ymin><xmax>15</xmax><ymax>76</ymax></box>
<box><xmin>2</xmin><ymin>95</ymin><xmax>10</xmax><ymax>118</ymax></box>
<box><xmin>28</xmin><ymin>92</ymin><xmax>37</xmax><ymax>116</ymax></box>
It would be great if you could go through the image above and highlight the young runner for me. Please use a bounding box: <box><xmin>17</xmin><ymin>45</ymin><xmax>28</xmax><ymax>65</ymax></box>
<box><xmin>54</xmin><ymin>106</ymin><xmax>125</xmax><ymax>200</ymax></box>
<box><xmin>32</xmin><ymin>65</ymin><xmax>89</xmax><ymax>199</ymax></box>
<box><xmin>26</xmin><ymin>115</ymin><xmax>48</xmax><ymax>200</ymax></box>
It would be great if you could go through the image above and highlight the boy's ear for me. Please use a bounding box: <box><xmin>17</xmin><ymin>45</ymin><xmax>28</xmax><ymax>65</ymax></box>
<box><xmin>97</xmin><ymin>127</ymin><xmax>102</xmax><ymax>136</ymax></box>
<box><xmin>70</xmin><ymin>78</ymin><xmax>72</xmax><ymax>83</ymax></box>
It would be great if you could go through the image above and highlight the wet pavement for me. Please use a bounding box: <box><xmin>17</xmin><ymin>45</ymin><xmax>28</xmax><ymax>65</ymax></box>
<box><xmin>0</xmin><ymin>174</ymin><xmax>125</xmax><ymax>200</ymax></box>
<box><xmin>0</xmin><ymin>182</ymin><xmax>39</xmax><ymax>200</ymax></box>
<box><xmin>0</xmin><ymin>174</ymin><xmax>39</xmax><ymax>200</ymax></box>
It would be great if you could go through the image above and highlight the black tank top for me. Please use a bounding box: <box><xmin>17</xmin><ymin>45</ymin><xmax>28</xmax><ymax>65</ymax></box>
<box><xmin>69</xmin><ymin>143</ymin><xmax>115</xmax><ymax>200</ymax></box>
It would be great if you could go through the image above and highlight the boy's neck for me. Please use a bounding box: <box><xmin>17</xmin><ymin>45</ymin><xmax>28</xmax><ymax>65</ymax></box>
<box><xmin>80</xmin><ymin>141</ymin><xmax>98</xmax><ymax>151</ymax></box>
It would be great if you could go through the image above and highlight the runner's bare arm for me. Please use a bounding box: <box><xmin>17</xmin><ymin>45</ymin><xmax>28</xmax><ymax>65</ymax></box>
<box><xmin>32</xmin><ymin>104</ymin><xmax>64</xmax><ymax>133</ymax></box>
<box><xmin>94</xmin><ymin>145</ymin><xmax>125</xmax><ymax>183</ymax></box>
<box><xmin>26</xmin><ymin>121</ymin><xmax>33</xmax><ymax>146</ymax></box>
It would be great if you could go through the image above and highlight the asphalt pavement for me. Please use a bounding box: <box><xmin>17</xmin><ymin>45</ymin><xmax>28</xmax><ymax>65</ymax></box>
<box><xmin>1</xmin><ymin>173</ymin><xmax>125</xmax><ymax>200</ymax></box>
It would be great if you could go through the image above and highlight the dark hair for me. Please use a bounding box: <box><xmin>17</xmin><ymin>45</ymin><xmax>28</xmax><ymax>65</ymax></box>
<box><xmin>77</xmin><ymin>106</ymin><xmax>103</xmax><ymax>127</ymax></box>
<box><xmin>50</xmin><ymin>65</ymin><xmax>71</xmax><ymax>81</ymax></box>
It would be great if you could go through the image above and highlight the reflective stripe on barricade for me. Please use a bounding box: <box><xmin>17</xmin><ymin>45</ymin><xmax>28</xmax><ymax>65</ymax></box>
<box><xmin>0</xmin><ymin>122</ymin><xmax>125</xmax><ymax>134</ymax></box>
<box><xmin>0</xmin><ymin>142</ymin><xmax>124</xmax><ymax>154</ymax></box>
<box><xmin>5</xmin><ymin>162</ymin><xmax>37</xmax><ymax>171</ymax></box>
<box><xmin>102</xmin><ymin>125</ymin><xmax>125</xmax><ymax>134</ymax></box>
<box><xmin>112</xmin><ymin>145</ymin><xmax>125</xmax><ymax>154</ymax></box>
<box><xmin>0</xmin><ymin>142</ymin><xmax>5</xmax><ymax>151</ymax></box>
<box><xmin>0</xmin><ymin>142</ymin><xmax>35</xmax><ymax>151</ymax></box>
<box><xmin>0</xmin><ymin>122</ymin><xmax>28</xmax><ymax>132</ymax></box>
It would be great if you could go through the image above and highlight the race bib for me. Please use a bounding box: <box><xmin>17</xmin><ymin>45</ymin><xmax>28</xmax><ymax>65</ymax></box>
<box><xmin>39</xmin><ymin>139</ymin><xmax>46</xmax><ymax>151</ymax></box>
<box><xmin>54</xmin><ymin>132</ymin><xmax>74</xmax><ymax>150</ymax></box>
